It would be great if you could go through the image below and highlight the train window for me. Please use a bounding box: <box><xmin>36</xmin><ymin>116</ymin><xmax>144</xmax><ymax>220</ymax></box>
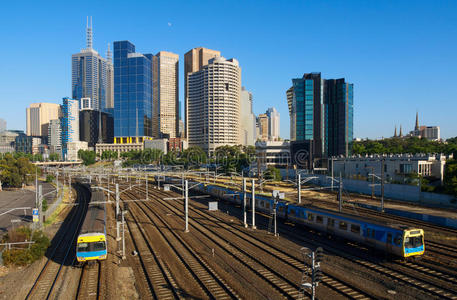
<box><xmin>350</xmin><ymin>224</ymin><xmax>360</xmax><ymax>233</ymax></box>
<box><xmin>394</xmin><ymin>234</ymin><xmax>402</xmax><ymax>246</ymax></box>
<box><xmin>77</xmin><ymin>243</ymin><xmax>90</xmax><ymax>252</ymax></box>
<box><xmin>387</xmin><ymin>233</ymin><xmax>392</xmax><ymax>244</ymax></box>
<box><xmin>366</xmin><ymin>228</ymin><xmax>371</xmax><ymax>237</ymax></box>
<box><xmin>266</xmin><ymin>202</ymin><xmax>270</xmax><ymax>209</ymax></box>
<box><xmin>93</xmin><ymin>242</ymin><xmax>106</xmax><ymax>251</ymax></box>
<box><xmin>328</xmin><ymin>218</ymin><xmax>335</xmax><ymax>227</ymax></box>
<box><xmin>339</xmin><ymin>221</ymin><xmax>348</xmax><ymax>230</ymax></box>
<box><xmin>290</xmin><ymin>209</ymin><xmax>295</xmax><ymax>216</ymax></box>
<box><xmin>308</xmin><ymin>213</ymin><xmax>314</xmax><ymax>221</ymax></box>
<box><xmin>371</xmin><ymin>229</ymin><xmax>376</xmax><ymax>238</ymax></box>
<box><xmin>300</xmin><ymin>210</ymin><xmax>305</xmax><ymax>218</ymax></box>
<box><xmin>260</xmin><ymin>200</ymin><xmax>265</xmax><ymax>207</ymax></box>
<box><xmin>316</xmin><ymin>215</ymin><xmax>323</xmax><ymax>224</ymax></box>
<box><xmin>278</xmin><ymin>206</ymin><xmax>284</xmax><ymax>212</ymax></box>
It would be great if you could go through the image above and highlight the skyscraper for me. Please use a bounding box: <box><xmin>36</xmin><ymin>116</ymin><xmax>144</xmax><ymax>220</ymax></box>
<box><xmin>257</xmin><ymin>114</ymin><xmax>269</xmax><ymax>141</ymax></box>
<box><xmin>324</xmin><ymin>79</ymin><xmax>354</xmax><ymax>157</ymax></box>
<box><xmin>287</xmin><ymin>73</ymin><xmax>324</xmax><ymax>158</ymax></box>
<box><xmin>266</xmin><ymin>107</ymin><xmax>280</xmax><ymax>140</ymax></box>
<box><xmin>72</xmin><ymin>17</ymin><xmax>113</xmax><ymax>111</ymax></box>
<box><xmin>184</xmin><ymin>47</ymin><xmax>221</xmax><ymax>138</ymax></box>
<box><xmin>48</xmin><ymin>119</ymin><xmax>62</xmax><ymax>156</ymax></box>
<box><xmin>187</xmin><ymin>57</ymin><xmax>241</xmax><ymax>153</ymax></box>
<box><xmin>152</xmin><ymin>51</ymin><xmax>179</xmax><ymax>138</ymax></box>
<box><xmin>61</xmin><ymin>98</ymin><xmax>79</xmax><ymax>158</ymax></box>
<box><xmin>26</xmin><ymin>103</ymin><xmax>61</xmax><ymax>137</ymax></box>
<box><xmin>240</xmin><ymin>87</ymin><xmax>256</xmax><ymax>145</ymax></box>
<box><xmin>79</xmin><ymin>110</ymin><xmax>114</xmax><ymax>147</ymax></box>
<box><xmin>113</xmin><ymin>41</ymin><xmax>153</xmax><ymax>143</ymax></box>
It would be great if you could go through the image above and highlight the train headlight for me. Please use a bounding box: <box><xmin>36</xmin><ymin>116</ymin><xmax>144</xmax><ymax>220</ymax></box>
<box><xmin>78</xmin><ymin>257</ymin><xmax>85</xmax><ymax>261</ymax></box>
<box><xmin>99</xmin><ymin>255</ymin><xmax>107</xmax><ymax>259</ymax></box>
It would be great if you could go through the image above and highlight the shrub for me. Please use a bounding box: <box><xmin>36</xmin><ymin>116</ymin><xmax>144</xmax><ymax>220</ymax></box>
<box><xmin>2</xmin><ymin>227</ymin><xmax>50</xmax><ymax>266</ymax></box>
<box><xmin>46</xmin><ymin>174</ymin><xmax>55</xmax><ymax>183</ymax></box>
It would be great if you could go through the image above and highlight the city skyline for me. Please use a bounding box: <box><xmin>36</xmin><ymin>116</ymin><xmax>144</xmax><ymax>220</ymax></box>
<box><xmin>1</xmin><ymin>1</ymin><xmax>456</xmax><ymax>139</ymax></box>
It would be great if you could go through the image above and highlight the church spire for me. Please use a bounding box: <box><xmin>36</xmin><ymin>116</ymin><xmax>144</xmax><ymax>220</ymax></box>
<box><xmin>394</xmin><ymin>125</ymin><xmax>397</xmax><ymax>137</ymax></box>
<box><xmin>399</xmin><ymin>125</ymin><xmax>403</xmax><ymax>137</ymax></box>
<box><xmin>415</xmin><ymin>111</ymin><xmax>419</xmax><ymax>131</ymax></box>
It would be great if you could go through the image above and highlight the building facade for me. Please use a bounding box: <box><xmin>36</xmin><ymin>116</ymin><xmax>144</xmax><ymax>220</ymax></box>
<box><xmin>79</xmin><ymin>110</ymin><xmax>114</xmax><ymax>147</ymax></box>
<box><xmin>113</xmin><ymin>41</ymin><xmax>153</xmax><ymax>144</ymax></box>
<box><xmin>266</xmin><ymin>107</ymin><xmax>280</xmax><ymax>141</ymax></box>
<box><xmin>255</xmin><ymin>140</ymin><xmax>290</xmax><ymax>168</ymax></box>
<box><xmin>26</xmin><ymin>103</ymin><xmax>61</xmax><ymax>137</ymax></box>
<box><xmin>61</xmin><ymin>98</ymin><xmax>79</xmax><ymax>159</ymax></box>
<box><xmin>152</xmin><ymin>51</ymin><xmax>179</xmax><ymax>138</ymax></box>
<box><xmin>0</xmin><ymin>131</ymin><xmax>18</xmax><ymax>153</ymax></box>
<box><xmin>48</xmin><ymin>119</ymin><xmax>62</xmax><ymax>156</ymax></box>
<box><xmin>0</xmin><ymin>118</ymin><xmax>6</xmax><ymax>133</ymax></box>
<box><xmin>257</xmin><ymin>114</ymin><xmax>269</xmax><ymax>141</ymax></box>
<box><xmin>240</xmin><ymin>87</ymin><xmax>256</xmax><ymax>145</ymax></box>
<box><xmin>187</xmin><ymin>57</ymin><xmax>241</xmax><ymax>154</ymax></box>
<box><xmin>324</xmin><ymin>79</ymin><xmax>354</xmax><ymax>157</ymax></box>
<box><xmin>71</xmin><ymin>18</ymin><xmax>113</xmax><ymax>111</ymax></box>
<box><xmin>184</xmin><ymin>47</ymin><xmax>221</xmax><ymax>138</ymax></box>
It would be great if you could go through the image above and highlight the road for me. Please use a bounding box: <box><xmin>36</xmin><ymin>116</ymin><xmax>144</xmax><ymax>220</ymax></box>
<box><xmin>0</xmin><ymin>181</ymin><xmax>56</xmax><ymax>235</ymax></box>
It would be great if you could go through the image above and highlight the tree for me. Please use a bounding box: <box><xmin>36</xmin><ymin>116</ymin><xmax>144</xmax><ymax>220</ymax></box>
<box><xmin>264</xmin><ymin>166</ymin><xmax>281</xmax><ymax>181</ymax></box>
<box><xmin>78</xmin><ymin>150</ymin><xmax>96</xmax><ymax>166</ymax></box>
<box><xmin>0</xmin><ymin>154</ymin><xmax>37</xmax><ymax>188</ymax></box>
<box><xmin>444</xmin><ymin>160</ymin><xmax>457</xmax><ymax>197</ymax></box>
<box><xmin>49</xmin><ymin>153</ymin><xmax>60</xmax><ymax>162</ymax></box>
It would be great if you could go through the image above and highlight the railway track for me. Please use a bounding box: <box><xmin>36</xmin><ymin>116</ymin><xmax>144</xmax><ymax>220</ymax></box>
<box><xmin>121</xmin><ymin>189</ymin><xmax>240</xmax><ymax>300</ymax></box>
<box><xmin>76</xmin><ymin>261</ymin><xmax>103</xmax><ymax>300</ymax></box>
<box><xmin>135</xmin><ymin>186</ymin><xmax>374</xmax><ymax>300</ymax></box>
<box><xmin>26</xmin><ymin>183</ymin><xmax>89</xmax><ymax>300</ymax></box>
<box><xmin>148</xmin><ymin>185</ymin><xmax>457</xmax><ymax>300</ymax></box>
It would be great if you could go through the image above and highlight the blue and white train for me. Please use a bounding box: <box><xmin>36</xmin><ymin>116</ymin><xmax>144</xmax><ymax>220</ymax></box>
<box><xmin>161</xmin><ymin>177</ymin><xmax>425</xmax><ymax>258</ymax></box>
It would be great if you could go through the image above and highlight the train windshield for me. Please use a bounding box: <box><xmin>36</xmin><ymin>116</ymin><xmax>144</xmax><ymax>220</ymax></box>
<box><xmin>77</xmin><ymin>241</ymin><xmax>106</xmax><ymax>252</ymax></box>
<box><xmin>404</xmin><ymin>236</ymin><xmax>423</xmax><ymax>248</ymax></box>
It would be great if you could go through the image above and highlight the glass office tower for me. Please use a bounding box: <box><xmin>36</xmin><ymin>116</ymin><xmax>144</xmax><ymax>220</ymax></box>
<box><xmin>324</xmin><ymin>79</ymin><xmax>354</xmax><ymax>157</ymax></box>
<box><xmin>113</xmin><ymin>41</ymin><xmax>153</xmax><ymax>143</ymax></box>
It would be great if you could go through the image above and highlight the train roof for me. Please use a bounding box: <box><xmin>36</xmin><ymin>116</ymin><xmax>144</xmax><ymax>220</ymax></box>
<box><xmin>80</xmin><ymin>189</ymin><xmax>106</xmax><ymax>234</ymax></box>
<box><xmin>288</xmin><ymin>202</ymin><xmax>420</xmax><ymax>232</ymax></box>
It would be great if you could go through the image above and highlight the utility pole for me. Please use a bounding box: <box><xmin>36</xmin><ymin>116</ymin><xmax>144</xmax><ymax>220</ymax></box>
<box><xmin>371</xmin><ymin>166</ymin><xmax>375</xmax><ymax>200</ymax></box>
<box><xmin>274</xmin><ymin>194</ymin><xmax>278</xmax><ymax>236</ymax></box>
<box><xmin>185</xmin><ymin>180</ymin><xmax>189</xmax><ymax>232</ymax></box>
<box><xmin>121</xmin><ymin>210</ymin><xmax>126</xmax><ymax>259</ymax></box>
<box><xmin>38</xmin><ymin>185</ymin><xmax>42</xmax><ymax>227</ymax></box>
<box><xmin>298</xmin><ymin>173</ymin><xmax>301</xmax><ymax>204</ymax></box>
<box><xmin>331</xmin><ymin>157</ymin><xmax>334</xmax><ymax>191</ymax></box>
<box><xmin>338</xmin><ymin>173</ymin><xmax>343</xmax><ymax>212</ymax></box>
<box><xmin>243</xmin><ymin>178</ymin><xmax>247</xmax><ymax>228</ymax></box>
<box><xmin>251</xmin><ymin>179</ymin><xmax>256</xmax><ymax>229</ymax></box>
<box><xmin>145</xmin><ymin>174</ymin><xmax>148</xmax><ymax>201</ymax></box>
<box><xmin>35</xmin><ymin>167</ymin><xmax>38</xmax><ymax>207</ymax></box>
<box><xmin>381</xmin><ymin>159</ymin><xmax>385</xmax><ymax>213</ymax></box>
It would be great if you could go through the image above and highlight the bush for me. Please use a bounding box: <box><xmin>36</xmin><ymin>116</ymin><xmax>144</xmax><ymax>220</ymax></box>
<box><xmin>2</xmin><ymin>227</ymin><xmax>50</xmax><ymax>266</ymax></box>
<box><xmin>42</xmin><ymin>198</ymin><xmax>48</xmax><ymax>212</ymax></box>
<box><xmin>46</xmin><ymin>174</ymin><xmax>55</xmax><ymax>183</ymax></box>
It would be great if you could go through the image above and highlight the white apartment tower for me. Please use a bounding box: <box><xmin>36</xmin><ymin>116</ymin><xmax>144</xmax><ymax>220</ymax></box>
<box><xmin>26</xmin><ymin>103</ymin><xmax>61</xmax><ymax>137</ymax></box>
<box><xmin>152</xmin><ymin>51</ymin><xmax>179</xmax><ymax>138</ymax></box>
<box><xmin>266</xmin><ymin>107</ymin><xmax>280</xmax><ymax>140</ymax></box>
<box><xmin>187</xmin><ymin>57</ymin><xmax>242</xmax><ymax>153</ymax></box>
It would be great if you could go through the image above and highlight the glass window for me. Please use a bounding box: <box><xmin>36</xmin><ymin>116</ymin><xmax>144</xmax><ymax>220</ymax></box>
<box><xmin>339</xmin><ymin>221</ymin><xmax>348</xmax><ymax>230</ymax></box>
<box><xmin>316</xmin><ymin>215</ymin><xmax>323</xmax><ymax>224</ymax></box>
<box><xmin>308</xmin><ymin>213</ymin><xmax>314</xmax><ymax>221</ymax></box>
<box><xmin>404</xmin><ymin>236</ymin><xmax>423</xmax><ymax>248</ymax></box>
<box><xmin>387</xmin><ymin>233</ymin><xmax>392</xmax><ymax>244</ymax></box>
<box><xmin>351</xmin><ymin>224</ymin><xmax>360</xmax><ymax>233</ymax></box>
<box><xmin>77</xmin><ymin>242</ymin><xmax>89</xmax><ymax>252</ymax></box>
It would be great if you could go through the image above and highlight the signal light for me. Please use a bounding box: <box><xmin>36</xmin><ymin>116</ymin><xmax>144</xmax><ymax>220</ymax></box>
<box><xmin>313</xmin><ymin>268</ymin><xmax>323</xmax><ymax>283</ymax></box>
<box><xmin>315</xmin><ymin>247</ymin><xmax>324</xmax><ymax>263</ymax></box>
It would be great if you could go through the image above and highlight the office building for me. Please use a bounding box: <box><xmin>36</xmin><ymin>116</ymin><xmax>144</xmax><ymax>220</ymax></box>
<box><xmin>72</xmin><ymin>17</ymin><xmax>113</xmax><ymax>111</ymax></box>
<box><xmin>257</xmin><ymin>114</ymin><xmax>269</xmax><ymax>141</ymax></box>
<box><xmin>0</xmin><ymin>131</ymin><xmax>18</xmax><ymax>153</ymax></box>
<box><xmin>13</xmin><ymin>130</ymin><xmax>33</xmax><ymax>154</ymax></box>
<box><xmin>152</xmin><ymin>51</ymin><xmax>179</xmax><ymax>138</ymax></box>
<box><xmin>67</xmin><ymin>141</ymin><xmax>88</xmax><ymax>161</ymax></box>
<box><xmin>48</xmin><ymin>119</ymin><xmax>62</xmax><ymax>156</ymax></box>
<box><xmin>255</xmin><ymin>140</ymin><xmax>291</xmax><ymax>169</ymax></box>
<box><xmin>184</xmin><ymin>47</ymin><xmax>221</xmax><ymax>137</ymax></box>
<box><xmin>324</xmin><ymin>79</ymin><xmax>354</xmax><ymax>157</ymax></box>
<box><xmin>61</xmin><ymin>98</ymin><xmax>79</xmax><ymax>159</ymax></box>
<box><xmin>240</xmin><ymin>87</ymin><xmax>256</xmax><ymax>145</ymax></box>
<box><xmin>187</xmin><ymin>56</ymin><xmax>241</xmax><ymax>153</ymax></box>
<box><xmin>407</xmin><ymin>112</ymin><xmax>440</xmax><ymax>141</ymax></box>
<box><xmin>80</xmin><ymin>110</ymin><xmax>114</xmax><ymax>147</ymax></box>
<box><xmin>266</xmin><ymin>107</ymin><xmax>280</xmax><ymax>141</ymax></box>
<box><xmin>113</xmin><ymin>40</ymin><xmax>153</xmax><ymax>144</ymax></box>
<box><xmin>0</xmin><ymin>119</ymin><xmax>6</xmax><ymax>133</ymax></box>
<box><xmin>287</xmin><ymin>73</ymin><xmax>324</xmax><ymax>158</ymax></box>
<box><xmin>26</xmin><ymin>103</ymin><xmax>61</xmax><ymax>137</ymax></box>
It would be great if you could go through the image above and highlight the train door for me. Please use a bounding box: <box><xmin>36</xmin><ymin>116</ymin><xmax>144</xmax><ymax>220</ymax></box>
<box><xmin>386</xmin><ymin>232</ymin><xmax>393</xmax><ymax>254</ymax></box>
<box><xmin>326</xmin><ymin>217</ymin><xmax>335</xmax><ymax>233</ymax></box>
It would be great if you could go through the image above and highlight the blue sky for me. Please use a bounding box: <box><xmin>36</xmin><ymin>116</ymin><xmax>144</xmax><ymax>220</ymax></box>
<box><xmin>0</xmin><ymin>0</ymin><xmax>456</xmax><ymax>139</ymax></box>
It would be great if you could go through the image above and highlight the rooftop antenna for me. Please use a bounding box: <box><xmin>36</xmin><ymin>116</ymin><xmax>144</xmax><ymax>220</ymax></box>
<box><xmin>106</xmin><ymin>43</ymin><xmax>112</xmax><ymax>62</ymax></box>
<box><xmin>86</xmin><ymin>16</ymin><xmax>93</xmax><ymax>49</ymax></box>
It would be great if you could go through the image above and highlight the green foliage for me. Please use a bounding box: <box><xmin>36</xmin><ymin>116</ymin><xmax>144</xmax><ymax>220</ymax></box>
<box><xmin>352</xmin><ymin>136</ymin><xmax>457</xmax><ymax>156</ymax></box>
<box><xmin>2</xmin><ymin>227</ymin><xmax>50</xmax><ymax>266</ymax></box>
<box><xmin>42</xmin><ymin>198</ymin><xmax>48</xmax><ymax>212</ymax></box>
<box><xmin>46</xmin><ymin>174</ymin><xmax>55</xmax><ymax>183</ymax></box>
<box><xmin>49</xmin><ymin>153</ymin><xmax>60</xmax><ymax>162</ymax></box>
<box><xmin>264</xmin><ymin>166</ymin><xmax>282</xmax><ymax>181</ymax></box>
<box><xmin>33</xmin><ymin>153</ymin><xmax>43</xmax><ymax>162</ymax></box>
<box><xmin>101</xmin><ymin>150</ymin><xmax>118</xmax><ymax>161</ymax></box>
<box><xmin>444</xmin><ymin>160</ymin><xmax>457</xmax><ymax>197</ymax></box>
<box><xmin>0</xmin><ymin>153</ymin><xmax>37</xmax><ymax>188</ymax></box>
<box><xmin>78</xmin><ymin>150</ymin><xmax>96</xmax><ymax>166</ymax></box>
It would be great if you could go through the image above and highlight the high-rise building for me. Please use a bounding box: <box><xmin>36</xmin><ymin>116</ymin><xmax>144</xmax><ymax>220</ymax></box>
<box><xmin>48</xmin><ymin>119</ymin><xmax>62</xmax><ymax>156</ymax></box>
<box><xmin>288</xmin><ymin>73</ymin><xmax>354</xmax><ymax>160</ymax></box>
<box><xmin>61</xmin><ymin>98</ymin><xmax>79</xmax><ymax>159</ymax></box>
<box><xmin>152</xmin><ymin>51</ymin><xmax>179</xmax><ymax>138</ymax></box>
<box><xmin>80</xmin><ymin>110</ymin><xmax>114</xmax><ymax>147</ymax></box>
<box><xmin>26</xmin><ymin>103</ymin><xmax>61</xmax><ymax>137</ymax></box>
<box><xmin>113</xmin><ymin>41</ymin><xmax>153</xmax><ymax>144</ymax></box>
<box><xmin>72</xmin><ymin>17</ymin><xmax>113</xmax><ymax>111</ymax></box>
<box><xmin>0</xmin><ymin>118</ymin><xmax>6</xmax><ymax>133</ymax></box>
<box><xmin>266</xmin><ymin>107</ymin><xmax>280</xmax><ymax>140</ymax></box>
<box><xmin>324</xmin><ymin>79</ymin><xmax>354</xmax><ymax>157</ymax></box>
<box><xmin>184</xmin><ymin>47</ymin><xmax>221</xmax><ymax>138</ymax></box>
<box><xmin>240</xmin><ymin>87</ymin><xmax>256</xmax><ymax>145</ymax></box>
<box><xmin>187</xmin><ymin>57</ymin><xmax>241</xmax><ymax>153</ymax></box>
<box><xmin>287</xmin><ymin>73</ymin><xmax>324</xmax><ymax>158</ymax></box>
<box><xmin>257</xmin><ymin>114</ymin><xmax>269</xmax><ymax>141</ymax></box>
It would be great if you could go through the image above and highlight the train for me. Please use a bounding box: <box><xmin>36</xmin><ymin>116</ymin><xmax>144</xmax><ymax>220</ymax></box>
<box><xmin>160</xmin><ymin>176</ymin><xmax>425</xmax><ymax>258</ymax></box>
<box><xmin>76</xmin><ymin>187</ymin><xmax>108</xmax><ymax>264</ymax></box>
